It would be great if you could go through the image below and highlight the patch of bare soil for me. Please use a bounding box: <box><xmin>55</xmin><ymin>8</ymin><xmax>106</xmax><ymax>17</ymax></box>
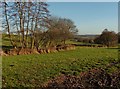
<box><xmin>43</xmin><ymin>68</ymin><xmax>120</xmax><ymax>89</ymax></box>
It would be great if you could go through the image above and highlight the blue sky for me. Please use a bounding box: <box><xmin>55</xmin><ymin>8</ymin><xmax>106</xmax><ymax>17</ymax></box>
<box><xmin>47</xmin><ymin>0</ymin><xmax>119</xmax><ymax>2</ymax></box>
<box><xmin>48</xmin><ymin>2</ymin><xmax>118</xmax><ymax>35</ymax></box>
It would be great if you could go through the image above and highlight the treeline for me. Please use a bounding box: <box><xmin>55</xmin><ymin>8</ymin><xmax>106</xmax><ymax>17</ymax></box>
<box><xmin>94</xmin><ymin>29</ymin><xmax>118</xmax><ymax>47</ymax></box>
<box><xmin>2</xmin><ymin>2</ymin><xmax>78</xmax><ymax>50</ymax></box>
<box><xmin>76</xmin><ymin>29</ymin><xmax>118</xmax><ymax>47</ymax></box>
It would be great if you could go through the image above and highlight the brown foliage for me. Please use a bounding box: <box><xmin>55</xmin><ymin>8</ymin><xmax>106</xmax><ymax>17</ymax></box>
<box><xmin>3</xmin><ymin>45</ymin><xmax>76</xmax><ymax>56</ymax></box>
<box><xmin>0</xmin><ymin>49</ymin><xmax>8</xmax><ymax>56</ymax></box>
<box><xmin>56</xmin><ymin>44</ymin><xmax>75</xmax><ymax>51</ymax></box>
<box><xmin>18</xmin><ymin>48</ymin><xmax>39</xmax><ymax>55</ymax></box>
<box><xmin>8</xmin><ymin>49</ymin><xmax>19</xmax><ymax>55</ymax></box>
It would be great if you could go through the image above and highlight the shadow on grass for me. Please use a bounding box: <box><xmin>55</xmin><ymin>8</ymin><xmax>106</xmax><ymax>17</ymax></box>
<box><xmin>106</xmin><ymin>47</ymin><xmax>120</xmax><ymax>50</ymax></box>
<box><xmin>2</xmin><ymin>38</ymin><xmax>10</xmax><ymax>41</ymax></box>
<box><xmin>1</xmin><ymin>45</ymin><xmax>13</xmax><ymax>51</ymax></box>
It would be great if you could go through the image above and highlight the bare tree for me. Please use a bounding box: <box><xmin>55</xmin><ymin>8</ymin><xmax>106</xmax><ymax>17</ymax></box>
<box><xmin>30</xmin><ymin>2</ymin><xmax>50</xmax><ymax>49</ymax></box>
<box><xmin>48</xmin><ymin>17</ymin><xmax>78</xmax><ymax>45</ymax></box>
<box><xmin>3</xmin><ymin>2</ymin><xmax>16</xmax><ymax>48</ymax></box>
<box><xmin>2</xmin><ymin>2</ymin><xmax>50</xmax><ymax>50</ymax></box>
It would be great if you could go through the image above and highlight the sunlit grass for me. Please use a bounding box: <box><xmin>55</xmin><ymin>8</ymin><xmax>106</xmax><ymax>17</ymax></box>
<box><xmin>2</xmin><ymin>47</ymin><xmax>119</xmax><ymax>87</ymax></box>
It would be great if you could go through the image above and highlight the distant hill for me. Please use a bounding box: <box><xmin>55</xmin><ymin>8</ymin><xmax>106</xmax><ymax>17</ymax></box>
<box><xmin>74</xmin><ymin>34</ymin><xmax>100</xmax><ymax>39</ymax></box>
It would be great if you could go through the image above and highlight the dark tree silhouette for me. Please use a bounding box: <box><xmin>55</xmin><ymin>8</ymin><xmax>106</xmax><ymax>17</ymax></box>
<box><xmin>94</xmin><ymin>29</ymin><xmax>118</xmax><ymax>47</ymax></box>
<box><xmin>118</xmin><ymin>32</ymin><xmax>120</xmax><ymax>43</ymax></box>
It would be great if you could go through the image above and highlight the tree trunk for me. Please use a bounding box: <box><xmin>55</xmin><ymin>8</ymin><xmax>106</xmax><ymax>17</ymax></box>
<box><xmin>4</xmin><ymin>2</ymin><xmax>16</xmax><ymax>48</ymax></box>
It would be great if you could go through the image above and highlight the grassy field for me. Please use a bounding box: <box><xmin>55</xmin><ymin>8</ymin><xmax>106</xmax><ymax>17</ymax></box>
<box><xmin>2</xmin><ymin>47</ymin><xmax>119</xmax><ymax>87</ymax></box>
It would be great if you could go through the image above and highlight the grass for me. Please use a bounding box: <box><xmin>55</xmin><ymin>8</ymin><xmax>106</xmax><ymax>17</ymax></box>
<box><xmin>65</xmin><ymin>39</ymin><xmax>83</xmax><ymax>44</ymax></box>
<box><xmin>2</xmin><ymin>47</ymin><xmax>119</xmax><ymax>87</ymax></box>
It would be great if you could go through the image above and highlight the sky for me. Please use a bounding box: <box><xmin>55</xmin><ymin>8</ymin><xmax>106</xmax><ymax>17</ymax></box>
<box><xmin>48</xmin><ymin>2</ymin><xmax>118</xmax><ymax>35</ymax></box>
<box><xmin>47</xmin><ymin>0</ymin><xmax>119</xmax><ymax>2</ymax></box>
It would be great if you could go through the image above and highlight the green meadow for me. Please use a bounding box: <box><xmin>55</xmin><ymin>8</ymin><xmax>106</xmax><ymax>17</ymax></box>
<box><xmin>2</xmin><ymin>47</ymin><xmax>119</xmax><ymax>87</ymax></box>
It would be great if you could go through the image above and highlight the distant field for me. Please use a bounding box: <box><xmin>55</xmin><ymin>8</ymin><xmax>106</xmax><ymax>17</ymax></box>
<box><xmin>2</xmin><ymin>47</ymin><xmax>119</xmax><ymax>87</ymax></box>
